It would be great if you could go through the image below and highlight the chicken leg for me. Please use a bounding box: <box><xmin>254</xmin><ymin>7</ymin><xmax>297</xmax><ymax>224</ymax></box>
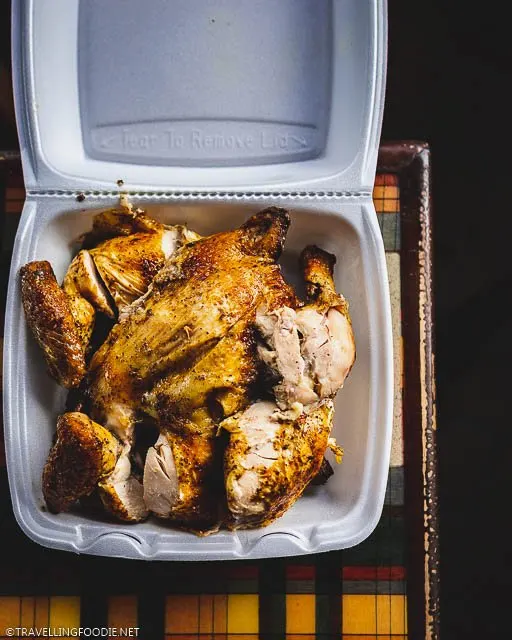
<box><xmin>256</xmin><ymin>245</ymin><xmax>356</xmax><ymax>410</ymax></box>
<box><xmin>223</xmin><ymin>245</ymin><xmax>352</xmax><ymax>528</ymax></box>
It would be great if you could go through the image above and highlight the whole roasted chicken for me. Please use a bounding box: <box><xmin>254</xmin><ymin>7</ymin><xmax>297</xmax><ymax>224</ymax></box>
<box><xmin>21</xmin><ymin>202</ymin><xmax>356</xmax><ymax>533</ymax></box>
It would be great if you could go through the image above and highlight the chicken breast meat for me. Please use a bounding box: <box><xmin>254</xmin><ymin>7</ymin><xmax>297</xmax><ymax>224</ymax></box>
<box><xmin>62</xmin><ymin>250</ymin><xmax>114</xmax><ymax>350</ymax></box>
<box><xmin>98</xmin><ymin>443</ymin><xmax>148</xmax><ymax>523</ymax></box>
<box><xmin>42</xmin><ymin>412</ymin><xmax>148</xmax><ymax>522</ymax></box>
<box><xmin>223</xmin><ymin>399</ymin><xmax>336</xmax><ymax>529</ymax></box>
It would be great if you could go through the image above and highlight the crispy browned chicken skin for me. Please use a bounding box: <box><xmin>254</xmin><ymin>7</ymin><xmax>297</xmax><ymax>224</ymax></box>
<box><xmin>24</xmin><ymin>205</ymin><xmax>356</xmax><ymax>533</ymax></box>
<box><xmin>21</xmin><ymin>262</ymin><xmax>87</xmax><ymax>388</ymax></box>
<box><xmin>223</xmin><ymin>246</ymin><xmax>353</xmax><ymax>528</ymax></box>
<box><xmin>42</xmin><ymin>412</ymin><xmax>119</xmax><ymax>512</ymax></box>
<box><xmin>223</xmin><ymin>400</ymin><xmax>336</xmax><ymax>529</ymax></box>
<box><xmin>89</xmin><ymin>208</ymin><xmax>296</xmax><ymax>529</ymax></box>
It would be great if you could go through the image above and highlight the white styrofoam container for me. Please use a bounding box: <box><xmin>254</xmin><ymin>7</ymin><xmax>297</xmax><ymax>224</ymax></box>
<box><xmin>5</xmin><ymin>0</ymin><xmax>392</xmax><ymax>560</ymax></box>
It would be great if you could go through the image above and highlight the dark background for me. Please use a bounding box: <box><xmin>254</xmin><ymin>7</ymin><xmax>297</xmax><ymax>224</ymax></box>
<box><xmin>1</xmin><ymin>2</ymin><xmax>510</xmax><ymax>638</ymax></box>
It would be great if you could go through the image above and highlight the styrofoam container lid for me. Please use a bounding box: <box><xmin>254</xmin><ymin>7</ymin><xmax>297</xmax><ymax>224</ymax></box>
<box><xmin>12</xmin><ymin>0</ymin><xmax>386</xmax><ymax>193</ymax></box>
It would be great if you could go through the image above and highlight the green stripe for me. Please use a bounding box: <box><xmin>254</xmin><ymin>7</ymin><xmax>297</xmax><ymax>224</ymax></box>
<box><xmin>259</xmin><ymin>559</ymin><xmax>286</xmax><ymax>639</ymax></box>
<box><xmin>344</xmin><ymin>515</ymin><xmax>406</xmax><ymax>566</ymax></box>
<box><xmin>377</xmin><ymin>212</ymin><xmax>401</xmax><ymax>250</ymax></box>
<box><xmin>315</xmin><ymin>551</ymin><xmax>342</xmax><ymax>638</ymax></box>
<box><xmin>343</xmin><ymin>580</ymin><xmax>406</xmax><ymax>595</ymax></box>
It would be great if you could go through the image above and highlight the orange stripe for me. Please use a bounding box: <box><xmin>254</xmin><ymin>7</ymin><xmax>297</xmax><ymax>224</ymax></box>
<box><xmin>342</xmin><ymin>595</ymin><xmax>407</xmax><ymax>635</ymax></box>
<box><xmin>0</xmin><ymin>597</ymin><xmax>20</xmax><ymax>633</ymax></box>
<box><xmin>34</xmin><ymin>597</ymin><xmax>50</xmax><ymax>628</ymax></box>
<box><xmin>198</xmin><ymin>594</ymin><xmax>213</xmax><ymax>634</ymax></box>
<box><xmin>383</xmin><ymin>198</ymin><xmax>400</xmax><ymax>213</ymax></box>
<box><xmin>213</xmin><ymin>594</ymin><xmax>227</xmax><ymax>633</ymax></box>
<box><xmin>21</xmin><ymin>597</ymin><xmax>35</xmax><ymax>627</ymax></box>
<box><xmin>165</xmin><ymin>595</ymin><xmax>198</xmax><ymax>633</ymax></box>
<box><xmin>108</xmin><ymin>595</ymin><xmax>138</xmax><ymax>628</ymax></box>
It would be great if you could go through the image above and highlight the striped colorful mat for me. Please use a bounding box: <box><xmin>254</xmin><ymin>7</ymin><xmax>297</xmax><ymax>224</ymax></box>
<box><xmin>0</xmin><ymin>146</ymin><xmax>437</xmax><ymax>640</ymax></box>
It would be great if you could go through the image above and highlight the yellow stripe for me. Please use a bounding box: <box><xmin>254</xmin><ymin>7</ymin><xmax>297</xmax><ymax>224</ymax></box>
<box><xmin>49</xmin><ymin>596</ymin><xmax>80</xmax><ymax>639</ymax></box>
<box><xmin>286</xmin><ymin>594</ymin><xmax>315</xmax><ymax>633</ymax></box>
<box><xmin>342</xmin><ymin>595</ymin><xmax>376</xmax><ymax>634</ymax></box>
<box><xmin>342</xmin><ymin>595</ymin><xmax>407</xmax><ymax>635</ymax></box>
<box><xmin>226</xmin><ymin>594</ymin><xmax>258</xmax><ymax>634</ymax></box>
<box><xmin>391</xmin><ymin>594</ymin><xmax>407</xmax><ymax>634</ymax></box>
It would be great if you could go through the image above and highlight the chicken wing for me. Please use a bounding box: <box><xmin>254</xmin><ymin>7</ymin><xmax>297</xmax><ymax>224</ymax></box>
<box><xmin>90</xmin><ymin>227</ymin><xmax>186</xmax><ymax>314</ymax></box>
<box><xmin>21</xmin><ymin>206</ymin><xmax>197</xmax><ymax>389</ymax></box>
<box><xmin>42</xmin><ymin>412</ymin><xmax>119</xmax><ymax>513</ymax></box>
<box><xmin>21</xmin><ymin>262</ymin><xmax>87</xmax><ymax>388</ymax></box>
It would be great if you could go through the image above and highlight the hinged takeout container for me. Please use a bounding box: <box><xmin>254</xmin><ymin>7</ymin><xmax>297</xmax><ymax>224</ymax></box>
<box><xmin>5</xmin><ymin>0</ymin><xmax>392</xmax><ymax>560</ymax></box>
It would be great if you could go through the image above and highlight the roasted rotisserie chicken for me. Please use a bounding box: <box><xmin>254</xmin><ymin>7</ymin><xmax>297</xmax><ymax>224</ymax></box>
<box><xmin>21</xmin><ymin>202</ymin><xmax>356</xmax><ymax>533</ymax></box>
